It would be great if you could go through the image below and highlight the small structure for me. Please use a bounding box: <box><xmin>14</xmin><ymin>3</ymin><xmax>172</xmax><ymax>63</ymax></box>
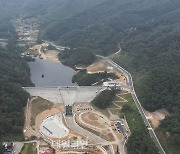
<box><xmin>103</xmin><ymin>81</ymin><xmax>121</xmax><ymax>89</ymax></box>
<box><xmin>115</xmin><ymin>122</ymin><xmax>127</xmax><ymax>138</ymax></box>
<box><xmin>3</xmin><ymin>142</ymin><xmax>14</xmax><ymax>153</ymax></box>
<box><xmin>65</xmin><ymin>105</ymin><xmax>73</xmax><ymax>116</ymax></box>
<box><xmin>40</xmin><ymin>114</ymin><xmax>69</xmax><ymax>138</ymax></box>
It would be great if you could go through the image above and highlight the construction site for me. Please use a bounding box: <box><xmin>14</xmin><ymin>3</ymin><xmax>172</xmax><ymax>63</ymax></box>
<box><xmin>22</xmin><ymin>84</ymin><xmax>131</xmax><ymax>154</ymax></box>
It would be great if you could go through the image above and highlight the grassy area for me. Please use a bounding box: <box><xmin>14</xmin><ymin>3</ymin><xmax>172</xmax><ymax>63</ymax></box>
<box><xmin>121</xmin><ymin>94</ymin><xmax>146</xmax><ymax>132</ymax></box>
<box><xmin>21</xmin><ymin>143</ymin><xmax>36</xmax><ymax>154</ymax></box>
<box><xmin>121</xmin><ymin>94</ymin><xmax>158</xmax><ymax>154</ymax></box>
<box><xmin>112</xmin><ymin>94</ymin><xmax>128</xmax><ymax>107</ymax></box>
<box><xmin>31</xmin><ymin>97</ymin><xmax>53</xmax><ymax>126</ymax></box>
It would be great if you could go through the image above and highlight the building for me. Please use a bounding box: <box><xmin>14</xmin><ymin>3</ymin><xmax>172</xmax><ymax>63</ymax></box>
<box><xmin>65</xmin><ymin>105</ymin><xmax>73</xmax><ymax>116</ymax></box>
<box><xmin>103</xmin><ymin>81</ymin><xmax>121</xmax><ymax>89</ymax></box>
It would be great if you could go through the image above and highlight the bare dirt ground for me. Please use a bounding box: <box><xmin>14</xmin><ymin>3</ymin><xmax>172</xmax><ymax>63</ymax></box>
<box><xmin>86</xmin><ymin>60</ymin><xmax>126</xmax><ymax>85</ymax></box>
<box><xmin>31</xmin><ymin>44</ymin><xmax>41</xmax><ymax>51</ymax></box>
<box><xmin>75</xmin><ymin>107</ymin><xmax>117</xmax><ymax>142</ymax></box>
<box><xmin>30</xmin><ymin>44</ymin><xmax>60</xmax><ymax>62</ymax></box>
<box><xmin>145</xmin><ymin>109</ymin><xmax>169</xmax><ymax>128</ymax></box>
<box><xmin>113</xmin><ymin>144</ymin><xmax>118</xmax><ymax>152</ymax></box>
<box><xmin>87</xmin><ymin>60</ymin><xmax>108</xmax><ymax>73</ymax></box>
<box><xmin>106</xmin><ymin>133</ymin><xmax>116</xmax><ymax>141</ymax></box>
<box><xmin>81</xmin><ymin>112</ymin><xmax>107</xmax><ymax>129</ymax></box>
<box><xmin>43</xmin><ymin>50</ymin><xmax>60</xmax><ymax>62</ymax></box>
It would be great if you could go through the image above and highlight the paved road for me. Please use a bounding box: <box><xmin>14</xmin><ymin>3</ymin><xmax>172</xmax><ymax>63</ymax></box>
<box><xmin>104</xmin><ymin>58</ymin><xmax>166</xmax><ymax>154</ymax></box>
<box><xmin>65</xmin><ymin>115</ymin><xmax>107</xmax><ymax>144</ymax></box>
<box><xmin>114</xmin><ymin>43</ymin><xmax>121</xmax><ymax>55</ymax></box>
<box><xmin>42</xmin><ymin>40</ymin><xmax>70</xmax><ymax>50</ymax></box>
<box><xmin>13</xmin><ymin>142</ymin><xmax>24</xmax><ymax>154</ymax></box>
<box><xmin>65</xmin><ymin>115</ymin><xmax>125</xmax><ymax>154</ymax></box>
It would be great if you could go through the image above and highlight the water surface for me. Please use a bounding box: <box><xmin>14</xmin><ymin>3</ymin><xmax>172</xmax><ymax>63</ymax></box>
<box><xmin>28</xmin><ymin>59</ymin><xmax>77</xmax><ymax>87</ymax></box>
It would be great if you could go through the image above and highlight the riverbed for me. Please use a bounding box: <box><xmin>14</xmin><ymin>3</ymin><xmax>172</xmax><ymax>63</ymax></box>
<box><xmin>28</xmin><ymin>58</ymin><xmax>77</xmax><ymax>87</ymax></box>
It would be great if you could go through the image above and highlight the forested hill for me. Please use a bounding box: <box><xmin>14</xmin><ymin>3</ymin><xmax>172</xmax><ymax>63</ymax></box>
<box><xmin>0</xmin><ymin>0</ymin><xmax>179</xmax><ymax>153</ymax></box>
<box><xmin>38</xmin><ymin>0</ymin><xmax>180</xmax><ymax>55</ymax></box>
<box><xmin>28</xmin><ymin>0</ymin><xmax>180</xmax><ymax>152</ymax></box>
<box><xmin>22</xmin><ymin>0</ymin><xmax>105</xmax><ymax>19</ymax></box>
<box><xmin>0</xmin><ymin>1</ymin><xmax>32</xmax><ymax>150</ymax></box>
<box><xmin>111</xmin><ymin>1</ymin><xmax>180</xmax><ymax>151</ymax></box>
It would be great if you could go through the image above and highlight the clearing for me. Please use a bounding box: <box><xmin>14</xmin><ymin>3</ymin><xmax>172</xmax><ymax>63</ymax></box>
<box><xmin>86</xmin><ymin>60</ymin><xmax>126</xmax><ymax>85</ymax></box>
<box><xmin>87</xmin><ymin>60</ymin><xmax>108</xmax><ymax>73</ymax></box>
<box><xmin>145</xmin><ymin>109</ymin><xmax>169</xmax><ymax>128</ymax></box>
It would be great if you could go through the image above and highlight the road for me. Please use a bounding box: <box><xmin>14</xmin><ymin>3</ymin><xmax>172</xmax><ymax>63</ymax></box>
<box><xmin>65</xmin><ymin>115</ymin><xmax>107</xmax><ymax>144</ymax></box>
<box><xmin>104</xmin><ymin>58</ymin><xmax>166</xmax><ymax>154</ymax></box>
<box><xmin>42</xmin><ymin>40</ymin><xmax>70</xmax><ymax>50</ymax></box>
<box><xmin>114</xmin><ymin>43</ymin><xmax>121</xmax><ymax>55</ymax></box>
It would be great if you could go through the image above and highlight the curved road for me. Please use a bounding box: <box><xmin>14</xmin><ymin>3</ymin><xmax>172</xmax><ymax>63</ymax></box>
<box><xmin>104</xmin><ymin>57</ymin><xmax>166</xmax><ymax>154</ymax></box>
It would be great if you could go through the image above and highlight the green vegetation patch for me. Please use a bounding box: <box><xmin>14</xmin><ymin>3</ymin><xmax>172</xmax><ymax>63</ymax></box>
<box><xmin>31</xmin><ymin>97</ymin><xmax>53</xmax><ymax>126</ymax></box>
<box><xmin>21</xmin><ymin>143</ymin><xmax>37</xmax><ymax>154</ymax></box>
<box><xmin>155</xmin><ymin>128</ymin><xmax>180</xmax><ymax>154</ymax></box>
<box><xmin>92</xmin><ymin>89</ymin><xmax>116</xmax><ymax>109</ymax></box>
<box><xmin>59</xmin><ymin>47</ymin><xmax>95</xmax><ymax>67</ymax></box>
<box><xmin>72</xmin><ymin>69</ymin><xmax>118</xmax><ymax>86</ymax></box>
<box><xmin>154</xmin><ymin>115</ymin><xmax>180</xmax><ymax>154</ymax></box>
<box><xmin>0</xmin><ymin>20</ymin><xmax>32</xmax><ymax>143</ymax></box>
<box><xmin>121</xmin><ymin>94</ymin><xmax>158</xmax><ymax>154</ymax></box>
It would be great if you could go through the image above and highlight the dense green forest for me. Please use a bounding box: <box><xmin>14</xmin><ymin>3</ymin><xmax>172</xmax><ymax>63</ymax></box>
<box><xmin>0</xmin><ymin>1</ymin><xmax>32</xmax><ymax>151</ymax></box>
<box><xmin>92</xmin><ymin>89</ymin><xmax>116</xmax><ymax>109</ymax></box>
<box><xmin>109</xmin><ymin>1</ymin><xmax>180</xmax><ymax>152</ymax></box>
<box><xmin>72</xmin><ymin>69</ymin><xmax>117</xmax><ymax>86</ymax></box>
<box><xmin>59</xmin><ymin>47</ymin><xmax>95</xmax><ymax>67</ymax></box>
<box><xmin>0</xmin><ymin>38</ymin><xmax>32</xmax><ymax>142</ymax></box>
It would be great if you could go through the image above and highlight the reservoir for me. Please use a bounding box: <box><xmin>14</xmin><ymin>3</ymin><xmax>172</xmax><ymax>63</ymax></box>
<box><xmin>28</xmin><ymin>58</ymin><xmax>77</xmax><ymax>87</ymax></box>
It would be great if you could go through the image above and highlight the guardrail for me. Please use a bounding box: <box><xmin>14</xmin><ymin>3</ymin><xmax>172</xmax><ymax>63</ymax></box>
<box><xmin>107</xmin><ymin>58</ymin><xmax>166</xmax><ymax>154</ymax></box>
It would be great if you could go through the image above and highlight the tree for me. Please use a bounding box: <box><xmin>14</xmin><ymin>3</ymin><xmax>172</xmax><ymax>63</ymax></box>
<box><xmin>92</xmin><ymin>89</ymin><xmax>116</xmax><ymax>109</ymax></box>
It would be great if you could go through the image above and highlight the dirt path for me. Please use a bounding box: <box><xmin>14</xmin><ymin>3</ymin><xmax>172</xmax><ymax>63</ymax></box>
<box><xmin>24</xmin><ymin>97</ymin><xmax>39</xmax><ymax>138</ymax></box>
<box><xmin>107</xmin><ymin>92</ymin><xmax>129</xmax><ymax>120</ymax></box>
